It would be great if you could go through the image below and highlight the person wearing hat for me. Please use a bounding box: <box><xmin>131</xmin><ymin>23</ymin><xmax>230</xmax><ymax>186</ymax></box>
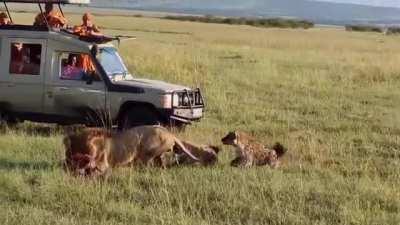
<box><xmin>0</xmin><ymin>12</ymin><xmax>12</xmax><ymax>25</ymax></box>
<box><xmin>34</xmin><ymin>3</ymin><xmax>67</xmax><ymax>28</ymax></box>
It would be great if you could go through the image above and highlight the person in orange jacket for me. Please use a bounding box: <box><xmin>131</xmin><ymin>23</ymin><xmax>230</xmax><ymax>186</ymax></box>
<box><xmin>34</xmin><ymin>3</ymin><xmax>67</xmax><ymax>28</ymax></box>
<box><xmin>73</xmin><ymin>12</ymin><xmax>103</xmax><ymax>37</ymax></box>
<box><xmin>74</xmin><ymin>13</ymin><xmax>103</xmax><ymax>74</ymax></box>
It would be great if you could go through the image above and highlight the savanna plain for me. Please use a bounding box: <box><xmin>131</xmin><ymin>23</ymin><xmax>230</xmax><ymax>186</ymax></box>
<box><xmin>0</xmin><ymin>10</ymin><xmax>399</xmax><ymax>225</ymax></box>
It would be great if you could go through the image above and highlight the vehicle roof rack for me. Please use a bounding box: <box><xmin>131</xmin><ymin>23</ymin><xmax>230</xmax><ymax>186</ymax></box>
<box><xmin>1</xmin><ymin>0</ymin><xmax>90</xmax><ymax>5</ymax></box>
<box><xmin>2</xmin><ymin>0</ymin><xmax>90</xmax><ymax>29</ymax></box>
<box><xmin>0</xmin><ymin>24</ymin><xmax>49</xmax><ymax>31</ymax></box>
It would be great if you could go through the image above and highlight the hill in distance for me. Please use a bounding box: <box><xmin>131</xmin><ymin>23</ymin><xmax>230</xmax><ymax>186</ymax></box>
<box><xmin>91</xmin><ymin>0</ymin><xmax>400</xmax><ymax>25</ymax></box>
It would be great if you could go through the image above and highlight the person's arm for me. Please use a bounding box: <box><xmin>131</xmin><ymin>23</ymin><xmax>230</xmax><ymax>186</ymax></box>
<box><xmin>88</xmin><ymin>24</ymin><xmax>103</xmax><ymax>37</ymax></box>
<box><xmin>73</xmin><ymin>25</ymin><xmax>83</xmax><ymax>34</ymax></box>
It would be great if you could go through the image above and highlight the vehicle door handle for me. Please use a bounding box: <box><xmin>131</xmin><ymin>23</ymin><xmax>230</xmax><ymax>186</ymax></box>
<box><xmin>7</xmin><ymin>84</ymin><xmax>15</xmax><ymax>87</ymax></box>
<box><xmin>46</xmin><ymin>91</ymin><xmax>53</xmax><ymax>98</ymax></box>
<box><xmin>58</xmin><ymin>87</ymin><xmax>70</xmax><ymax>91</ymax></box>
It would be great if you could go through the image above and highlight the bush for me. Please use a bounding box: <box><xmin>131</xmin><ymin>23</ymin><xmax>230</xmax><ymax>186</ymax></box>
<box><xmin>385</xmin><ymin>26</ymin><xmax>400</xmax><ymax>35</ymax></box>
<box><xmin>164</xmin><ymin>15</ymin><xmax>315</xmax><ymax>29</ymax></box>
<box><xmin>345</xmin><ymin>25</ymin><xmax>383</xmax><ymax>33</ymax></box>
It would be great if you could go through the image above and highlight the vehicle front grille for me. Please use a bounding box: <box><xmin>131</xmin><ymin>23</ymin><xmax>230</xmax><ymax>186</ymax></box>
<box><xmin>176</xmin><ymin>89</ymin><xmax>204</xmax><ymax>108</ymax></box>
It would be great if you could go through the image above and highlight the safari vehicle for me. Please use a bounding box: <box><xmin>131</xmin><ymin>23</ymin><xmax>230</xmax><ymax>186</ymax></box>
<box><xmin>0</xmin><ymin>0</ymin><xmax>204</xmax><ymax>129</ymax></box>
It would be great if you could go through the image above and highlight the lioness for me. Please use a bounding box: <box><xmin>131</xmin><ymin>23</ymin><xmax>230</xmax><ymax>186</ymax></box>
<box><xmin>157</xmin><ymin>141</ymin><xmax>220</xmax><ymax>167</ymax></box>
<box><xmin>221</xmin><ymin>131</ymin><xmax>287</xmax><ymax>168</ymax></box>
<box><xmin>63</xmin><ymin>125</ymin><xmax>199</xmax><ymax>177</ymax></box>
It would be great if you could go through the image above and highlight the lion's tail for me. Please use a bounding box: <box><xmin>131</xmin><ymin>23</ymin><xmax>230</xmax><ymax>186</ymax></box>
<box><xmin>272</xmin><ymin>142</ymin><xmax>287</xmax><ymax>158</ymax></box>
<box><xmin>174</xmin><ymin>138</ymin><xmax>199</xmax><ymax>161</ymax></box>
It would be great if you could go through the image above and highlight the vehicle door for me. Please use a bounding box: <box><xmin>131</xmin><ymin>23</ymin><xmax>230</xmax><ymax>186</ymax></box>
<box><xmin>0</xmin><ymin>39</ymin><xmax>46</xmax><ymax>113</ymax></box>
<box><xmin>44</xmin><ymin>51</ymin><xmax>107</xmax><ymax>123</ymax></box>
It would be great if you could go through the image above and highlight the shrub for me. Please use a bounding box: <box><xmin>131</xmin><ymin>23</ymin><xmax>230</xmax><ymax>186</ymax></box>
<box><xmin>345</xmin><ymin>25</ymin><xmax>383</xmax><ymax>33</ymax></box>
<box><xmin>385</xmin><ymin>26</ymin><xmax>400</xmax><ymax>35</ymax></box>
<box><xmin>163</xmin><ymin>15</ymin><xmax>315</xmax><ymax>29</ymax></box>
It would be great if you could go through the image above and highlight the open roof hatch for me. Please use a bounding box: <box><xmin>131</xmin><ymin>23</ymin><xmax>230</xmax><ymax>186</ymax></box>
<box><xmin>1</xmin><ymin>0</ymin><xmax>136</xmax><ymax>44</ymax></box>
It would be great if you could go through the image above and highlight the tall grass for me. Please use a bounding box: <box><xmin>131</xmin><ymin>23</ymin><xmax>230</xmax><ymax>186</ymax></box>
<box><xmin>0</xmin><ymin>13</ymin><xmax>399</xmax><ymax>225</ymax></box>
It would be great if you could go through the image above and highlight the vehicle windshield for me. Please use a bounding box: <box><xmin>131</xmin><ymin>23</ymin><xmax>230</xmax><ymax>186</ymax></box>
<box><xmin>98</xmin><ymin>47</ymin><xmax>132</xmax><ymax>80</ymax></box>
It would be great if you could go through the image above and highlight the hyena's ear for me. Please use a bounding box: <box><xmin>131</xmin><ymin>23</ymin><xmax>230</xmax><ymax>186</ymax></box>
<box><xmin>209</xmin><ymin>145</ymin><xmax>221</xmax><ymax>154</ymax></box>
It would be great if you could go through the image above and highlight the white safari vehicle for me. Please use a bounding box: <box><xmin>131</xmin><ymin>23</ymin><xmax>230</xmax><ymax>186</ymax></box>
<box><xmin>0</xmin><ymin>0</ymin><xmax>204</xmax><ymax>129</ymax></box>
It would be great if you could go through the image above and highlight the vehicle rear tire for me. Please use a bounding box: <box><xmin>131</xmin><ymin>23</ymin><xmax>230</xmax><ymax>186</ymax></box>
<box><xmin>118</xmin><ymin>106</ymin><xmax>163</xmax><ymax>130</ymax></box>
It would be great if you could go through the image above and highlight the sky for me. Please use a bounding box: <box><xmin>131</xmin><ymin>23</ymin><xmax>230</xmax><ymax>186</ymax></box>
<box><xmin>315</xmin><ymin>0</ymin><xmax>400</xmax><ymax>8</ymax></box>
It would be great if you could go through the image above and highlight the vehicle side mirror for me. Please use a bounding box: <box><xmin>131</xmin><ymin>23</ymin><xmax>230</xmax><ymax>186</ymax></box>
<box><xmin>83</xmin><ymin>72</ymin><xmax>94</xmax><ymax>85</ymax></box>
<box><xmin>86</xmin><ymin>75</ymin><xmax>93</xmax><ymax>85</ymax></box>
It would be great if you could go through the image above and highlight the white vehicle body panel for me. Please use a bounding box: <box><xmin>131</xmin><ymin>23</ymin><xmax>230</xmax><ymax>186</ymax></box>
<box><xmin>0</xmin><ymin>27</ymin><xmax>204</xmax><ymax>126</ymax></box>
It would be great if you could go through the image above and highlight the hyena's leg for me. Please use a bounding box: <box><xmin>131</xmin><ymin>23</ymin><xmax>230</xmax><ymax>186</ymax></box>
<box><xmin>242</xmin><ymin>154</ymin><xmax>254</xmax><ymax>168</ymax></box>
<box><xmin>230</xmin><ymin>157</ymin><xmax>242</xmax><ymax>167</ymax></box>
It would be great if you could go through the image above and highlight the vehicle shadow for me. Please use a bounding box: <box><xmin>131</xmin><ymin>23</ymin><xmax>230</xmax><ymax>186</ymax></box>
<box><xmin>0</xmin><ymin>158</ymin><xmax>53</xmax><ymax>171</ymax></box>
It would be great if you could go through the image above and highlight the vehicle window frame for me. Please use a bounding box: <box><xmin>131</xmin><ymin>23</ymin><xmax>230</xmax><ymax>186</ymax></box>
<box><xmin>57</xmin><ymin>51</ymin><xmax>103</xmax><ymax>82</ymax></box>
<box><xmin>98</xmin><ymin>47</ymin><xmax>130</xmax><ymax>78</ymax></box>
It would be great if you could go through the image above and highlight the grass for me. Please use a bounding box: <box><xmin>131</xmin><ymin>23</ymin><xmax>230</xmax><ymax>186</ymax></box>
<box><xmin>0</xmin><ymin>12</ymin><xmax>400</xmax><ymax>225</ymax></box>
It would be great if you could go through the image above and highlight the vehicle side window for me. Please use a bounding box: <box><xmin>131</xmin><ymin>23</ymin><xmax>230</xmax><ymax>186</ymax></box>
<box><xmin>9</xmin><ymin>43</ymin><xmax>41</xmax><ymax>75</ymax></box>
<box><xmin>59</xmin><ymin>52</ymin><xmax>101</xmax><ymax>81</ymax></box>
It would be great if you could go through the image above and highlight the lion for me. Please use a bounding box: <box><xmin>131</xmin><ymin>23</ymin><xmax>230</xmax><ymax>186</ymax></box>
<box><xmin>63</xmin><ymin>128</ymin><xmax>109</xmax><ymax>176</ymax></box>
<box><xmin>221</xmin><ymin>131</ymin><xmax>287</xmax><ymax>168</ymax></box>
<box><xmin>63</xmin><ymin>125</ymin><xmax>199</xmax><ymax>177</ymax></box>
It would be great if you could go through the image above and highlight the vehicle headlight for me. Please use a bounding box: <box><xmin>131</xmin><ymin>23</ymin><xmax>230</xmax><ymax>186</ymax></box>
<box><xmin>161</xmin><ymin>93</ymin><xmax>179</xmax><ymax>108</ymax></box>
<box><xmin>161</xmin><ymin>94</ymin><xmax>172</xmax><ymax>108</ymax></box>
<box><xmin>173</xmin><ymin>93</ymin><xmax>179</xmax><ymax>107</ymax></box>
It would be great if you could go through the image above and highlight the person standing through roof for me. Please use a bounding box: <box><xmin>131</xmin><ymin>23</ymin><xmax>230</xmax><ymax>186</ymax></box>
<box><xmin>73</xmin><ymin>13</ymin><xmax>103</xmax><ymax>74</ymax></box>
<box><xmin>0</xmin><ymin>12</ymin><xmax>12</xmax><ymax>25</ymax></box>
<box><xmin>34</xmin><ymin>3</ymin><xmax>67</xmax><ymax>28</ymax></box>
<box><xmin>73</xmin><ymin>12</ymin><xmax>103</xmax><ymax>37</ymax></box>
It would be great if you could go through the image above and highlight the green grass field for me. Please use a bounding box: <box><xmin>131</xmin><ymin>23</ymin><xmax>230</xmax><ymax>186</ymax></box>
<box><xmin>0</xmin><ymin>12</ymin><xmax>399</xmax><ymax>225</ymax></box>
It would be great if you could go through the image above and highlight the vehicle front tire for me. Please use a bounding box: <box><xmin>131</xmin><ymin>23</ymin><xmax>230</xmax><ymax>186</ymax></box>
<box><xmin>118</xmin><ymin>106</ymin><xmax>163</xmax><ymax>130</ymax></box>
<box><xmin>0</xmin><ymin>111</ymin><xmax>18</xmax><ymax>127</ymax></box>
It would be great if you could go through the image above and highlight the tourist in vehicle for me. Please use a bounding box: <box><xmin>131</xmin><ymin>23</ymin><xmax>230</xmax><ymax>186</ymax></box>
<box><xmin>10</xmin><ymin>43</ymin><xmax>24</xmax><ymax>73</ymax></box>
<box><xmin>0</xmin><ymin>12</ymin><xmax>12</xmax><ymax>25</ymax></box>
<box><xmin>73</xmin><ymin>13</ymin><xmax>103</xmax><ymax>74</ymax></box>
<box><xmin>10</xmin><ymin>43</ymin><xmax>41</xmax><ymax>75</ymax></box>
<box><xmin>34</xmin><ymin>3</ymin><xmax>67</xmax><ymax>28</ymax></box>
<box><xmin>73</xmin><ymin>12</ymin><xmax>103</xmax><ymax>37</ymax></box>
<box><xmin>61</xmin><ymin>54</ymin><xmax>85</xmax><ymax>80</ymax></box>
<box><xmin>76</xmin><ymin>53</ymin><xmax>97</xmax><ymax>75</ymax></box>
